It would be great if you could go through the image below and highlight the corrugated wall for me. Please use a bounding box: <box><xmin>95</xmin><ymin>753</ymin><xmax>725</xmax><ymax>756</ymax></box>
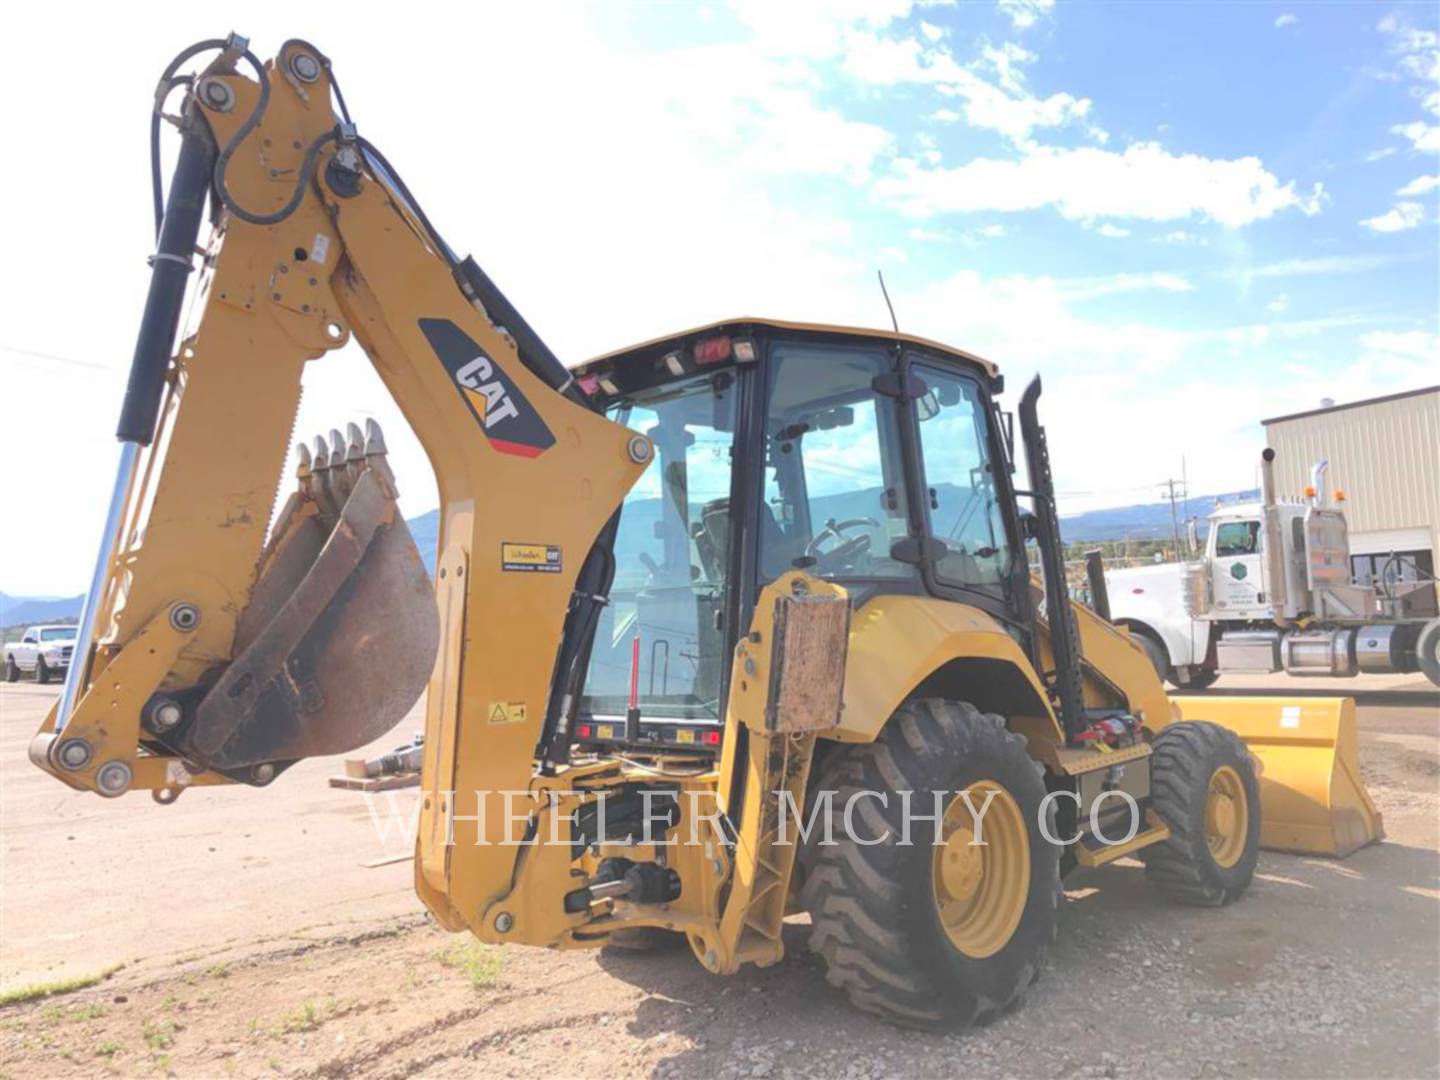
<box><xmin>1263</xmin><ymin>389</ymin><xmax>1439</xmax><ymax>545</ymax></box>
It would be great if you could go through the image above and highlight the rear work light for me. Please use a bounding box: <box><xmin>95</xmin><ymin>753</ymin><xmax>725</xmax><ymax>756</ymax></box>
<box><xmin>662</xmin><ymin>350</ymin><xmax>685</xmax><ymax>377</ymax></box>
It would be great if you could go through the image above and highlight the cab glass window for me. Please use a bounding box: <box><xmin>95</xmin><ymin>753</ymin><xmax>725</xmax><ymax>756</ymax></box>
<box><xmin>580</xmin><ymin>373</ymin><xmax>736</xmax><ymax>720</ymax></box>
<box><xmin>911</xmin><ymin>364</ymin><xmax>1012</xmax><ymax>593</ymax></box>
<box><xmin>1214</xmin><ymin>520</ymin><xmax>1260</xmax><ymax>557</ymax></box>
<box><xmin>759</xmin><ymin>344</ymin><xmax>914</xmax><ymax>583</ymax></box>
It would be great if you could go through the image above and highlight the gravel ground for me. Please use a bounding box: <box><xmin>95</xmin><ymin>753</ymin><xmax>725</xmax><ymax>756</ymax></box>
<box><xmin>0</xmin><ymin>677</ymin><xmax>1435</xmax><ymax>1078</ymax></box>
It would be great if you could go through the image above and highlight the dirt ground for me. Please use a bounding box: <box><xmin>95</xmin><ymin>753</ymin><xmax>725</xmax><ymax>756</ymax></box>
<box><xmin>1</xmin><ymin>674</ymin><xmax>1436</xmax><ymax>1079</ymax></box>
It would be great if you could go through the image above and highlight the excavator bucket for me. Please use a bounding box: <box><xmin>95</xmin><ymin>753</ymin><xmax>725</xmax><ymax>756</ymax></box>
<box><xmin>171</xmin><ymin>420</ymin><xmax>439</xmax><ymax>775</ymax></box>
<box><xmin>1171</xmin><ymin>696</ymin><xmax>1384</xmax><ymax>857</ymax></box>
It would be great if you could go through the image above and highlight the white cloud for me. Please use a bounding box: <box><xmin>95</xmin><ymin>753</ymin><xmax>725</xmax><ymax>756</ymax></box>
<box><xmin>1061</xmin><ymin>272</ymin><xmax>1195</xmax><ymax>300</ymax></box>
<box><xmin>919</xmin><ymin>20</ymin><xmax>945</xmax><ymax>43</ymax></box>
<box><xmin>978</xmin><ymin>223</ymin><xmax>1007</xmax><ymax>238</ymax></box>
<box><xmin>1393</xmin><ymin>120</ymin><xmax>1440</xmax><ymax>152</ymax></box>
<box><xmin>1095</xmin><ymin>223</ymin><xmax>1131</xmax><ymax>238</ymax></box>
<box><xmin>908</xmin><ymin>226</ymin><xmax>955</xmax><ymax>242</ymax></box>
<box><xmin>1266</xmin><ymin>293</ymin><xmax>1290</xmax><ymax>314</ymax></box>
<box><xmin>1274</xmin><ymin>13</ymin><xmax>1298</xmax><ymax>28</ymax></box>
<box><xmin>1157</xmin><ymin>229</ymin><xmax>1198</xmax><ymax>244</ymax></box>
<box><xmin>844</xmin><ymin>29</ymin><xmax>1097</xmax><ymax>145</ymax></box>
<box><xmin>877</xmin><ymin>142</ymin><xmax>1326</xmax><ymax>226</ymax></box>
<box><xmin>1359</xmin><ymin>330</ymin><xmax>1440</xmax><ymax>364</ymax></box>
<box><xmin>1359</xmin><ymin>201</ymin><xmax>1427</xmax><ymax>233</ymax></box>
<box><xmin>997</xmin><ymin>0</ymin><xmax>1055</xmax><ymax>30</ymax></box>
<box><xmin>1397</xmin><ymin>174</ymin><xmax>1440</xmax><ymax>196</ymax></box>
<box><xmin>1246</xmin><ymin>254</ymin><xmax>1395</xmax><ymax>278</ymax></box>
<box><xmin>1365</xmin><ymin>147</ymin><xmax>1398</xmax><ymax>162</ymax></box>
<box><xmin>1379</xmin><ymin>14</ymin><xmax>1440</xmax><ymax>153</ymax></box>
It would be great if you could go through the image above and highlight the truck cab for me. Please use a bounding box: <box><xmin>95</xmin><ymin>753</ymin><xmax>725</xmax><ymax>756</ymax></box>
<box><xmin>5</xmin><ymin>625</ymin><xmax>76</xmax><ymax>684</ymax></box>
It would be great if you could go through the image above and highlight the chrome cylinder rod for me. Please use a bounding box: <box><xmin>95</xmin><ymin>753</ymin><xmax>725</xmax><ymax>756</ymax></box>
<box><xmin>56</xmin><ymin>441</ymin><xmax>140</xmax><ymax>730</ymax></box>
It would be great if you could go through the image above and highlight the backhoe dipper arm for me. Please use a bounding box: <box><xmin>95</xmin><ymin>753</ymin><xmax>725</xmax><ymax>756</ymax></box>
<box><xmin>30</xmin><ymin>39</ymin><xmax>649</xmax><ymax>929</ymax></box>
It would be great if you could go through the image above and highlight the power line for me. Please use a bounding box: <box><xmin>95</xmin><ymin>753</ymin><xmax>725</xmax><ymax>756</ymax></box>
<box><xmin>0</xmin><ymin>344</ymin><xmax>120</xmax><ymax>373</ymax></box>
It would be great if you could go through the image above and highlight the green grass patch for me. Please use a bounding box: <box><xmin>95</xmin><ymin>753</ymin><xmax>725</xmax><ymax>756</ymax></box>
<box><xmin>0</xmin><ymin>964</ymin><xmax>125</xmax><ymax>1007</ymax></box>
<box><xmin>434</xmin><ymin>941</ymin><xmax>502</xmax><ymax>990</ymax></box>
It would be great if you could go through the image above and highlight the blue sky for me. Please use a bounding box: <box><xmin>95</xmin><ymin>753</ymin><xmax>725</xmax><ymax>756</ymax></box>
<box><xmin>1</xmin><ymin>1</ymin><xmax>1436</xmax><ymax>594</ymax></box>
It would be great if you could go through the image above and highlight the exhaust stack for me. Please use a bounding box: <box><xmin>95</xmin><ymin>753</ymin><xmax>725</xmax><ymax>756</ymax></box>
<box><xmin>1259</xmin><ymin>448</ymin><xmax>1291</xmax><ymax>623</ymax></box>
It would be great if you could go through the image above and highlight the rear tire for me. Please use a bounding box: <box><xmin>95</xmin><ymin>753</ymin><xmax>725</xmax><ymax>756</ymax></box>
<box><xmin>35</xmin><ymin>657</ymin><xmax>50</xmax><ymax>685</ymax></box>
<box><xmin>1143</xmin><ymin>721</ymin><xmax>1260</xmax><ymax>906</ymax></box>
<box><xmin>4</xmin><ymin>656</ymin><xmax>18</xmax><ymax>683</ymax></box>
<box><xmin>1417</xmin><ymin>618</ymin><xmax>1440</xmax><ymax>688</ymax></box>
<box><xmin>800</xmin><ymin>699</ymin><xmax>1059</xmax><ymax>1029</ymax></box>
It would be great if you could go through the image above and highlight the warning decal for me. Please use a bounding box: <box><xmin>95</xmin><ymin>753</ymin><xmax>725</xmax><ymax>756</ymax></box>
<box><xmin>488</xmin><ymin>701</ymin><xmax>528</xmax><ymax>725</ymax></box>
<box><xmin>501</xmin><ymin>542</ymin><xmax>562</xmax><ymax>574</ymax></box>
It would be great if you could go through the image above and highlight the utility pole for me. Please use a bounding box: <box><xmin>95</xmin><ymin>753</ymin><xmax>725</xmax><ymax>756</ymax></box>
<box><xmin>1160</xmin><ymin>476</ymin><xmax>1186</xmax><ymax>562</ymax></box>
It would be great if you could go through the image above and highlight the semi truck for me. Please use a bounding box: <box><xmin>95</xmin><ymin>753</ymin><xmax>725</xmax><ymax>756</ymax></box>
<box><xmin>1106</xmin><ymin>450</ymin><xmax>1440</xmax><ymax>689</ymax></box>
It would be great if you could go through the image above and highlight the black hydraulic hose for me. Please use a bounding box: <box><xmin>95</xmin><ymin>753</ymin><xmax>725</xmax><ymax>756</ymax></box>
<box><xmin>118</xmin><ymin>123</ymin><xmax>217</xmax><ymax>444</ymax></box>
<box><xmin>150</xmin><ymin>38</ymin><xmax>228</xmax><ymax>234</ymax></box>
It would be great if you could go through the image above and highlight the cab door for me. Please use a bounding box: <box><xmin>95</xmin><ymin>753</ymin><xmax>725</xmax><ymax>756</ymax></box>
<box><xmin>1210</xmin><ymin>518</ymin><xmax>1266</xmax><ymax>614</ymax></box>
<box><xmin>903</xmin><ymin>358</ymin><xmax>1025</xmax><ymax>620</ymax></box>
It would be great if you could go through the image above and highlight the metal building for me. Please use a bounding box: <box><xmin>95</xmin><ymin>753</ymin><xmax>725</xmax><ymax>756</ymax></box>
<box><xmin>1262</xmin><ymin>385</ymin><xmax>1439</xmax><ymax>588</ymax></box>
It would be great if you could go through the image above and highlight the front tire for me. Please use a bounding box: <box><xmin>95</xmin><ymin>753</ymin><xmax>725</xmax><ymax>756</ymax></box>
<box><xmin>1168</xmin><ymin>666</ymin><xmax>1220</xmax><ymax>691</ymax></box>
<box><xmin>1143</xmin><ymin>721</ymin><xmax>1260</xmax><ymax>906</ymax></box>
<box><xmin>35</xmin><ymin>657</ymin><xmax>50</xmax><ymax>685</ymax></box>
<box><xmin>800</xmin><ymin>699</ymin><xmax>1059</xmax><ymax>1029</ymax></box>
<box><xmin>4</xmin><ymin>656</ymin><xmax>18</xmax><ymax>683</ymax></box>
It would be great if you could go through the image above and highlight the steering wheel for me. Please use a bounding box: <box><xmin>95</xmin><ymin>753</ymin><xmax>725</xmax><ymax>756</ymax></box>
<box><xmin>804</xmin><ymin>517</ymin><xmax>879</xmax><ymax>571</ymax></box>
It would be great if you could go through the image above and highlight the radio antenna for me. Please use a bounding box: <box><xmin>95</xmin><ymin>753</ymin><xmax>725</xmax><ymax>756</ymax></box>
<box><xmin>877</xmin><ymin>269</ymin><xmax>899</xmax><ymax>333</ymax></box>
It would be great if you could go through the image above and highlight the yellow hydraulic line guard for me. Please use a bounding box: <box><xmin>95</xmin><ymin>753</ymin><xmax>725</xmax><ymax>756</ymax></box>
<box><xmin>1171</xmin><ymin>696</ymin><xmax>1384</xmax><ymax>858</ymax></box>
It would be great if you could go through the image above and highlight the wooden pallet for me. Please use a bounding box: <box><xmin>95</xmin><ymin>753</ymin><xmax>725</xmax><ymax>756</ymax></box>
<box><xmin>328</xmin><ymin>772</ymin><xmax>420</xmax><ymax>792</ymax></box>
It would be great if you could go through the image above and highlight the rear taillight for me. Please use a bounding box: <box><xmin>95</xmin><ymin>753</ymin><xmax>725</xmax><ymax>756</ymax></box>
<box><xmin>576</xmin><ymin>723</ymin><xmax>593</xmax><ymax>739</ymax></box>
<box><xmin>703</xmin><ymin>730</ymin><xmax>721</xmax><ymax>746</ymax></box>
<box><xmin>694</xmin><ymin>336</ymin><xmax>731</xmax><ymax>365</ymax></box>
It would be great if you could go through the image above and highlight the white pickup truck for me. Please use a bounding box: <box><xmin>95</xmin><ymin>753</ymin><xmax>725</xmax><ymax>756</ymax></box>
<box><xmin>1105</xmin><ymin>450</ymin><xmax>1440</xmax><ymax>689</ymax></box>
<box><xmin>4</xmin><ymin>624</ymin><xmax>77</xmax><ymax>684</ymax></box>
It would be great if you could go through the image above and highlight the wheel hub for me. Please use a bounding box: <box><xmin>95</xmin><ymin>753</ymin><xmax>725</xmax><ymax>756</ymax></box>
<box><xmin>931</xmin><ymin>780</ymin><xmax>1030</xmax><ymax>959</ymax></box>
<box><xmin>1205</xmin><ymin>764</ymin><xmax>1248</xmax><ymax>869</ymax></box>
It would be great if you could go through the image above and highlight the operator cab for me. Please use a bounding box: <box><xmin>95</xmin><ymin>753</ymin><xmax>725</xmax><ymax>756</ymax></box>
<box><xmin>570</xmin><ymin>320</ymin><xmax>1024</xmax><ymax>754</ymax></box>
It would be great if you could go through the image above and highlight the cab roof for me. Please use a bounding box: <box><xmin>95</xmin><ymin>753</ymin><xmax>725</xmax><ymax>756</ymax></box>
<box><xmin>579</xmin><ymin>317</ymin><xmax>1000</xmax><ymax>381</ymax></box>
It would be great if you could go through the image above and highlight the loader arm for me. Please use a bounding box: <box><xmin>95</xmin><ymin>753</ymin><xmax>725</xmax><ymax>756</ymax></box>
<box><xmin>30</xmin><ymin>38</ymin><xmax>648</xmax><ymax>930</ymax></box>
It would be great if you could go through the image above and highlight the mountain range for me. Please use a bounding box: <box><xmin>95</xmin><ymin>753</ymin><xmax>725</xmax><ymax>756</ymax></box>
<box><xmin>3</xmin><ymin>488</ymin><xmax>1257</xmax><ymax>620</ymax></box>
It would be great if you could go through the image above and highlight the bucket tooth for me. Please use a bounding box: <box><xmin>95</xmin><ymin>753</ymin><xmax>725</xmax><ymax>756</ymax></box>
<box><xmin>362</xmin><ymin>419</ymin><xmax>399</xmax><ymax>495</ymax></box>
<box><xmin>327</xmin><ymin>427</ymin><xmax>354</xmax><ymax>504</ymax></box>
<box><xmin>364</xmin><ymin>418</ymin><xmax>388</xmax><ymax>456</ymax></box>
<box><xmin>344</xmin><ymin>421</ymin><xmax>366</xmax><ymax>484</ymax></box>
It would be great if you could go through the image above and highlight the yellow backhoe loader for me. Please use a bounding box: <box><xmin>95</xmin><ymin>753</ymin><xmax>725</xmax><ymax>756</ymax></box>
<box><xmin>30</xmin><ymin>36</ymin><xmax>1384</xmax><ymax>1028</ymax></box>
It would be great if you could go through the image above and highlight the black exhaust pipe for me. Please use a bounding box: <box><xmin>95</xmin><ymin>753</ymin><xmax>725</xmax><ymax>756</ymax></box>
<box><xmin>1018</xmin><ymin>376</ymin><xmax>1087</xmax><ymax>744</ymax></box>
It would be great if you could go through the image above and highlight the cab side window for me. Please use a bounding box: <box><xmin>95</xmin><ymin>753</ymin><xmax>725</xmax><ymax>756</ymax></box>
<box><xmin>1215</xmin><ymin>521</ymin><xmax>1260</xmax><ymax>557</ymax></box>
<box><xmin>911</xmin><ymin>365</ymin><xmax>1013</xmax><ymax>592</ymax></box>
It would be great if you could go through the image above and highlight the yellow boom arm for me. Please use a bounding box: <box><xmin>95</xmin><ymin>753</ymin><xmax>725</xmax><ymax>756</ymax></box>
<box><xmin>30</xmin><ymin>38</ymin><xmax>651</xmax><ymax>933</ymax></box>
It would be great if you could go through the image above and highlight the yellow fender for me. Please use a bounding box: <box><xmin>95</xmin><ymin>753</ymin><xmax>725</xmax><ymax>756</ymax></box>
<box><xmin>1171</xmin><ymin>696</ymin><xmax>1383</xmax><ymax>858</ymax></box>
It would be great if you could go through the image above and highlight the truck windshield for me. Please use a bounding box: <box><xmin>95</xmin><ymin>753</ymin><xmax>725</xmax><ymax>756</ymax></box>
<box><xmin>580</xmin><ymin>373</ymin><xmax>737</xmax><ymax>720</ymax></box>
<box><xmin>39</xmin><ymin>628</ymin><xmax>76</xmax><ymax>642</ymax></box>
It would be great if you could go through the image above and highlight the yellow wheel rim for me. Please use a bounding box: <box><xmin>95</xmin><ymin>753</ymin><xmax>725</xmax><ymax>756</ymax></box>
<box><xmin>932</xmin><ymin>781</ymin><xmax>1029</xmax><ymax>959</ymax></box>
<box><xmin>1205</xmin><ymin>765</ymin><xmax>1248</xmax><ymax>869</ymax></box>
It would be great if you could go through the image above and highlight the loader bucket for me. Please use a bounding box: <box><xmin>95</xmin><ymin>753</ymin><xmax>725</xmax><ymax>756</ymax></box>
<box><xmin>1170</xmin><ymin>696</ymin><xmax>1384</xmax><ymax>857</ymax></box>
<box><xmin>170</xmin><ymin>420</ymin><xmax>439</xmax><ymax>776</ymax></box>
